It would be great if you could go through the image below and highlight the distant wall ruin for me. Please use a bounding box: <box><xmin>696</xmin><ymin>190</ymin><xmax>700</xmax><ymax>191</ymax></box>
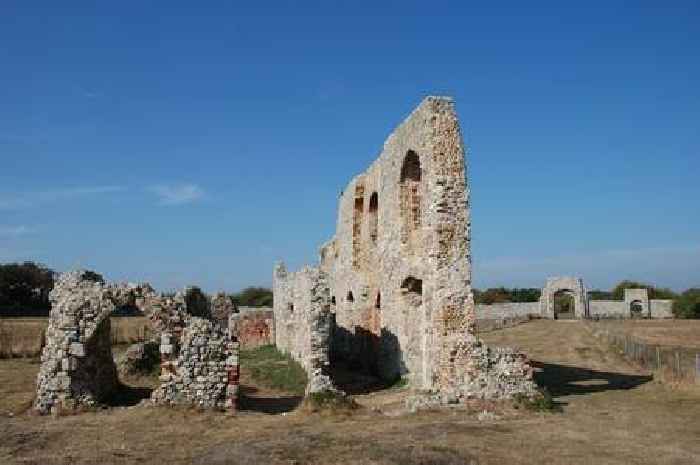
<box><xmin>235</xmin><ymin>307</ymin><xmax>275</xmax><ymax>348</ymax></box>
<box><xmin>476</xmin><ymin>278</ymin><xmax>674</xmax><ymax>321</ymax></box>
<box><xmin>274</xmin><ymin>96</ymin><xmax>537</xmax><ymax>404</ymax></box>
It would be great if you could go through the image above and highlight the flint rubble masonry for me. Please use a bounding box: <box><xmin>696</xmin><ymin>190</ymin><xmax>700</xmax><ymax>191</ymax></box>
<box><xmin>274</xmin><ymin>96</ymin><xmax>538</xmax><ymax>404</ymax></box>
<box><xmin>36</xmin><ymin>270</ymin><xmax>240</xmax><ymax>414</ymax></box>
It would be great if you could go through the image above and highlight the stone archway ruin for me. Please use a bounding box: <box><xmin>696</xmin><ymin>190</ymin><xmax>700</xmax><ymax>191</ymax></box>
<box><xmin>539</xmin><ymin>276</ymin><xmax>589</xmax><ymax>319</ymax></box>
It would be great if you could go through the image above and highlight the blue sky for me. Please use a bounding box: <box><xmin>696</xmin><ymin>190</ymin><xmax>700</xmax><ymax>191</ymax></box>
<box><xmin>1</xmin><ymin>1</ymin><xmax>698</xmax><ymax>292</ymax></box>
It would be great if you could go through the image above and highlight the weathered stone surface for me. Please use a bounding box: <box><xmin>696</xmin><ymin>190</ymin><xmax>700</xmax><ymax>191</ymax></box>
<box><xmin>35</xmin><ymin>270</ymin><xmax>240</xmax><ymax>414</ymax></box>
<box><xmin>274</xmin><ymin>96</ymin><xmax>537</xmax><ymax>404</ymax></box>
<box><xmin>274</xmin><ymin>265</ymin><xmax>335</xmax><ymax>393</ymax></box>
<box><xmin>235</xmin><ymin>307</ymin><xmax>275</xmax><ymax>348</ymax></box>
<box><xmin>211</xmin><ymin>292</ymin><xmax>237</xmax><ymax>325</ymax></box>
<box><xmin>35</xmin><ymin>270</ymin><xmax>119</xmax><ymax>414</ymax></box>
<box><xmin>151</xmin><ymin>317</ymin><xmax>237</xmax><ymax>409</ymax></box>
<box><xmin>540</xmin><ymin>276</ymin><xmax>588</xmax><ymax>319</ymax></box>
<box><xmin>118</xmin><ymin>341</ymin><xmax>160</xmax><ymax>375</ymax></box>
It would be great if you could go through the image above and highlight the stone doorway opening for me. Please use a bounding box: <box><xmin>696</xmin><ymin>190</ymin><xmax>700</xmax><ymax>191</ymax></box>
<box><xmin>630</xmin><ymin>300</ymin><xmax>645</xmax><ymax>319</ymax></box>
<box><xmin>554</xmin><ymin>290</ymin><xmax>576</xmax><ymax>320</ymax></box>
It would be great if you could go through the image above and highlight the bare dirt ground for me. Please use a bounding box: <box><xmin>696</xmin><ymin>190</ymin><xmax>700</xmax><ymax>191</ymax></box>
<box><xmin>2</xmin><ymin>320</ymin><xmax>699</xmax><ymax>465</ymax></box>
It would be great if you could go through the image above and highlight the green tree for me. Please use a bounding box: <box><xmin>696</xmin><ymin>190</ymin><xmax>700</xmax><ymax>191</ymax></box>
<box><xmin>672</xmin><ymin>288</ymin><xmax>700</xmax><ymax>319</ymax></box>
<box><xmin>232</xmin><ymin>287</ymin><xmax>273</xmax><ymax>307</ymax></box>
<box><xmin>610</xmin><ymin>280</ymin><xmax>677</xmax><ymax>301</ymax></box>
<box><xmin>588</xmin><ymin>289</ymin><xmax>614</xmax><ymax>300</ymax></box>
<box><xmin>0</xmin><ymin>261</ymin><xmax>55</xmax><ymax>316</ymax></box>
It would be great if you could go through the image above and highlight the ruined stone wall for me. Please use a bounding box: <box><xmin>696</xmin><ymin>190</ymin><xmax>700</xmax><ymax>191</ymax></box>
<box><xmin>475</xmin><ymin>302</ymin><xmax>540</xmax><ymax>320</ymax></box>
<box><xmin>152</xmin><ymin>316</ymin><xmax>237</xmax><ymax>409</ymax></box>
<box><xmin>650</xmin><ymin>300</ymin><xmax>673</xmax><ymax>318</ymax></box>
<box><xmin>588</xmin><ymin>296</ymin><xmax>673</xmax><ymax>318</ymax></box>
<box><xmin>35</xmin><ymin>270</ymin><xmax>239</xmax><ymax>414</ymax></box>
<box><xmin>35</xmin><ymin>271</ymin><xmax>119</xmax><ymax>414</ymax></box>
<box><xmin>314</xmin><ymin>96</ymin><xmax>474</xmax><ymax>390</ymax></box>
<box><xmin>272</xmin><ymin>263</ymin><xmax>334</xmax><ymax>393</ymax></box>
<box><xmin>588</xmin><ymin>300</ymin><xmax>628</xmax><ymax>318</ymax></box>
<box><xmin>235</xmin><ymin>307</ymin><xmax>275</xmax><ymax>348</ymax></box>
<box><xmin>275</xmin><ymin>96</ymin><xmax>537</xmax><ymax>404</ymax></box>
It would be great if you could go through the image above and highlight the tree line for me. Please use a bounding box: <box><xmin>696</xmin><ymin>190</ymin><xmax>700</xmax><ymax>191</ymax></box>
<box><xmin>1</xmin><ymin>261</ymin><xmax>697</xmax><ymax>318</ymax></box>
<box><xmin>474</xmin><ymin>280</ymin><xmax>700</xmax><ymax>319</ymax></box>
<box><xmin>0</xmin><ymin>261</ymin><xmax>275</xmax><ymax>317</ymax></box>
<box><xmin>0</xmin><ymin>261</ymin><xmax>54</xmax><ymax>316</ymax></box>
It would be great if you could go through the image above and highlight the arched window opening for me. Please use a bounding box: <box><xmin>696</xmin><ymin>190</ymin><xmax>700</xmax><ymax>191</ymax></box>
<box><xmin>375</xmin><ymin>291</ymin><xmax>381</xmax><ymax>309</ymax></box>
<box><xmin>368</xmin><ymin>192</ymin><xmax>379</xmax><ymax>244</ymax></box>
<box><xmin>352</xmin><ymin>184</ymin><xmax>365</xmax><ymax>268</ymax></box>
<box><xmin>400</xmin><ymin>150</ymin><xmax>421</xmax><ymax>183</ymax></box>
<box><xmin>401</xmin><ymin>276</ymin><xmax>423</xmax><ymax>306</ymax></box>
<box><xmin>400</xmin><ymin>150</ymin><xmax>422</xmax><ymax>244</ymax></box>
<box><xmin>331</xmin><ymin>296</ymin><xmax>336</xmax><ymax>305</ymax></box>
<box><xmin>287</xmin><ymin>303</ymin><xmax>294</xmax><ymax>313</ymax></box>
<box><xmin>347</xmin><ymin>291</ymin><xmax>354</xmax><ymax>303</ymax></box>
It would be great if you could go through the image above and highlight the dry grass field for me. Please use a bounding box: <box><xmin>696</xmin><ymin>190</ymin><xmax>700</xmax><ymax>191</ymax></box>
<box><xmin>1</xmin><ymin>320</ymin><xmax>699</xmax><ymax>464</ymax></box>
<box><xmin>591</xmin><ymin>319</ymin><xmax>700</xmax><ymax>349</ymax></box>
<box><xmin>0</xmin><ymin>317</ymin><xmax>150</xmax><ymax>358</ymax></box>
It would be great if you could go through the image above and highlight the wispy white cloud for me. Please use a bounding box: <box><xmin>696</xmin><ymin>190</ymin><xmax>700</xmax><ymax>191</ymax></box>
<box><xmin>149</xmin><ymin>184</ymin><xmax>204</xmax><ymax>206</ymax></box>
<box><xmin>0</xmin><ymin>225</ymin><xmax>34</xmax><ymax>237</ymax></box>
<box><xmin>0</xmin><ymin>186</ymin><xmax>124</xmax><ymax>210</ymax></box>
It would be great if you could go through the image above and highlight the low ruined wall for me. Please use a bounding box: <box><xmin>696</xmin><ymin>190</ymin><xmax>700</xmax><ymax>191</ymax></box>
<box><xmin>152</xmin><ymin>317</ymin><xmax>237</xmax><ymax>409</ymax></box>
<box><xmin>650</xmin><ymin>300</ymin><xmax>673</xmax><ymax>318</ymax></box>
<box><xmin>236</xmin><ymin>307</ymin><xmax>274</xmax><ymax>348</ymax></box>
<box><xmin>273</xmin><ymin>263</ymin><xmax>334</xmax><ymax>393</ymax></box>
<box><xmin>35</xmin><ymin>271</ymin><xmax>119</xmax><ymax>414</ymax></box>
<box><xmin>589</xmin><ymin>300</ymin><xmax>628</xmax><ymax>318</ymax></box>
<box><xmin>589</xmin><ymin>299</ymin><xmax>674</xmax><ymax>319</ymax></box>
<box><xmin>475</xmin><ymin>302</ymin><xmax>540</xmax><ymax>320</ymax></box>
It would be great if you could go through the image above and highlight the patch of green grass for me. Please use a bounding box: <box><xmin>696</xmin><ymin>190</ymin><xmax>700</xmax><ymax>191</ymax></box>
<box><xmin>240</xmin><ymin>345</ymin><xmax>308</xmax><ymax>395</ymax></box>
<box><xmin>303</xmin><ymin>390</ymin><xmax>358</xmax><ymax>413</ymax></box>
<box><xmin>513</xmin><ymin>388</ymin><xmax>561</xmax><ymax>413</ymax></box>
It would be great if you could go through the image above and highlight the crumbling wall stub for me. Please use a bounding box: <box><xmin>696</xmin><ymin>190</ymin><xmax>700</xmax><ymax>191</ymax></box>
<box><xmin>152</xmin><ymin>316</ymin><xmax>237</xmax><ymax>410</ymax></box>
<box><xmin>273</xmin><ymin>263</ymin><xmax>335</xmax><ymax>393</ymax></box>
<box><xmin>35</xmin><ymin>270</ymin><xmax>119</xmax><ymax>414</ymax></box>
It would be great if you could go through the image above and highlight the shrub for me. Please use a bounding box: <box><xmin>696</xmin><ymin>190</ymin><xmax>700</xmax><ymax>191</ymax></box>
<box><xmin>303</xmin><ymin>390</ymin><xmax>358</xmax><ymax>413</ymax></box>
<box><xmin>673</xmin><ymin>288</ymin><xmax>700</xmax><ymax>319</ymax></box>
<box><xmin>513</xmin><ymin>388</ymin><xmax>560</xmax><ymax>413</ymax></box>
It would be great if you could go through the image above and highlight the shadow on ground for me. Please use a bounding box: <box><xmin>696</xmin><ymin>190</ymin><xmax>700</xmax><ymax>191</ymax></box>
<box><xmin>106</xmin><ymin>383</ymin><xmax>153</xmax><ymax>407</ymax></box>
<box><xmin>532</xmin><ymin>361</ymin><xmax>652</xmax><ymax>398</ymax></box>
<box><xmin>329</xmin><ymin>361</ymin><xmax>394</xmax><ymax>395</ymax></box>
<box><xmin>237</xmin><ymin>385</ymin><xmax>303</xmax><ymax>414</ymax></box>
